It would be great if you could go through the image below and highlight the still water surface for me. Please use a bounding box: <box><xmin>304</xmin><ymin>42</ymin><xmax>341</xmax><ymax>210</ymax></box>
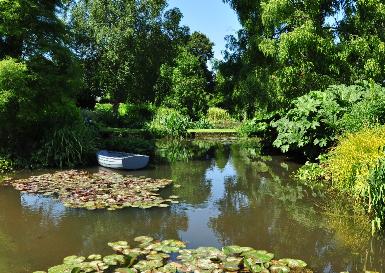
<box><xmin>0</xmin><ymin>142</ymin><xmax>384</xmax><ymax>273</ymax></box>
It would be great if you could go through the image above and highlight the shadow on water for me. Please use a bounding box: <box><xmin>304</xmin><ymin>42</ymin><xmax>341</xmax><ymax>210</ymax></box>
<box><xmin>0</xmin><ymin>139</ymin><xmax>384</xmax><ymax>272</ymax></box>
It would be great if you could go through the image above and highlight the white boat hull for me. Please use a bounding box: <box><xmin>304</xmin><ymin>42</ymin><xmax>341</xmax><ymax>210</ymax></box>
<box><xmin>97</xmin><ymin>150</ymin><xmax>150</xmax><ymax>170</ymax></box>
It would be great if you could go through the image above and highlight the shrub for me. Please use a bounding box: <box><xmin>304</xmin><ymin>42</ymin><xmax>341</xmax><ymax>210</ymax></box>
<box><xmin>93</xmin><ymin>103</ymin><xmax>117</xmax><ymax>126</ymax></box>
<box><xmin>367</xmin><ymin>159</ymin><xmax>385</xmax><ymax>233</ymax></box>
<box><xmin>325</xmin><ymin>126</ymin><xmax>385</xmax><ymax>198</ymax></box>
<box><xmin>191</xmin><ymin>118</ymin><xmax>214</xmax><ymax>129</ymax></box>
<box><xmin>339</xmin><ymin>82</ymin><xmax>385</xmax><ymax>133</ymax></box>
<box><xmin>238</xmin><ymin>111</ymin><xmax>280</xmax><ymax>139</ymax></box>
<box><xmin>148</xmin><ymin>107</ymin><xmax>191</xmax><ymax>137</ymax></box>
<box><xmin>206</xmin><ymin>107</ymin><xmax>239</xmax><ymax>129</ymax></box>
<box><xmin>272</xmin><ymin>84</ymin><xmax>368</xmax><ymax>158</ymax></box>
<box><xmin>33</xmin><ymin>124</ymin><xmax>98</xmax><ymax>168</ymax></box>
<box><xmin>118</xmin><ymin>103</ymin><xmax>155</xmax><ymax>128</ymax></box>
<box><xmin>0</xmin><ymin>155</ymin><xmax>14</xmax><ymax>174</ymax></box>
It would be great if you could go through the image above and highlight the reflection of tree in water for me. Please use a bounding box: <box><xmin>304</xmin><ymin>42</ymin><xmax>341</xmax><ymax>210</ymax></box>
<box><xmin>169</xmin><ymin>160</ymin><xmax>212</xmax><ymax>206</ymax></box>
<box><xmin>209</xmin><ymin>144</ymin><xmax>385</xmax><ymax>273</ymax></box>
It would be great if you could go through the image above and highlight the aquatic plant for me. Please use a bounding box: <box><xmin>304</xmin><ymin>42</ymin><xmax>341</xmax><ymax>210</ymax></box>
<box><xmin>33</xmin><ymin>236</ymin><xmax>312</xmax><ymax>273</ymax></box>
<box><xmin>10</xmin><ymin>170</ymin><xmax>177</xmax><ymax>210</ymax></box>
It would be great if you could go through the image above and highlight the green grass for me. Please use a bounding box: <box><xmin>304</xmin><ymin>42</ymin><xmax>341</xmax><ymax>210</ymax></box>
<box><xmin>187</xmin><ymin>129</ymin><xmax>237</xmax><ymax>133</ymax></box>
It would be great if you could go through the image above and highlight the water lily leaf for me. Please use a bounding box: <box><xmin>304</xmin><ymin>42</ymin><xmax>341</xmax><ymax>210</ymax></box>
<box><xmin>242</xmin><ymin>250</ymin><xmax>274</xmax><ymax>263</ymax></box>
<box><xmin>222</xmin><ymin>257</ymin><xmax>242</xmax><ymax>271</ymax></box>
<box><xmin>63</xmin><ymin>256</ymin><xmax>85</xmax><ymax>265</ymax></box>
<box><xmin>108</xmin><ymin>241</ymin><xmax>129</xmax><ymax>252</ymax></box>
<box><xmin>87</xmin><ymin>254</ymin><xmax>102</xmax><ymax>260</ymax></box>
<box><xmin>244</xmin><ymin>257</ymin><xmax>264</xmax><ymax>273</ymax></box>
<box><xmin>279</xmin><ymin>258</ymin><xmax>307</xmax><ymax>268</ymax></box>
<box><xmin>115</xmin><ymin>268</ymin><xmax>138</xmax><ymax>273</ymax></box>
<box><xmin>269</xmin><ymin>264</ymin><xmax>290</xmax><ymax>273</ymax></box>
<box><xmin>133</xmin><ymin>259</ymin><xmax>164</xmax><ymax>271</ymax></box>
<box><xmin>103</xmin><ymin>254</ymin><xmax>126</xmax><ymax>265</ymax></box>
<box><xmin>222</xmin><ymin>245</ymin><xmax>245</xmax><ymax>256</ymax></box>
<box><xmin>11</xmin><ymin>170</ymin><xmax>176</xmax><ymax>210</ymax></box>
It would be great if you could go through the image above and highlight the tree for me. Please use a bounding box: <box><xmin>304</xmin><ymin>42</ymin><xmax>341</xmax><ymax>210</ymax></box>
<box><xmin>69</xmin><ymin>0</ymin><xmax>189</xmax><ymax>106</ymax></box>
<box><xmin>0</xmin><ymin>0</ymin><xmax>80</xmax><ymax>155</ymax></box>
<box><xmin>220</xmin><ymin>0</ymin><xmax>385</xmax><ymax>115</ymax></box>
<box><xmin>161</xmin><ymin>48</ymin><xmax>211</xmax><ymax>120</ymax></box>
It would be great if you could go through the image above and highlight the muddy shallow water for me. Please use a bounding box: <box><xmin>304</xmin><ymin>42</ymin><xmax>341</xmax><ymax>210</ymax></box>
<box><xmin>0</xmin><ymin>142</ymin><xmax>384</xmax><ymax>273</ymax></box>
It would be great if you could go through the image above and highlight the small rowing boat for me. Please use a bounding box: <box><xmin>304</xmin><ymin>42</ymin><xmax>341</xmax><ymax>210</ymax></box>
<box><xmin>96</xmin><ymin>150</ymin><xmax>149</xmax><ymax>170</ymax></box>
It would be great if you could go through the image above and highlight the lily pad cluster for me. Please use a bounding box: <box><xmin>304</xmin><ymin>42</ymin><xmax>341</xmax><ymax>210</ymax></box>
<box><xmin>11</xmin><ymin>170</ymin><xmax>177</xmax><ymax>210</ymax></box>
<box><xmin>33</xmin><ymin>236</ymin><xmax>313</xmax><ymax>273</ymax></box>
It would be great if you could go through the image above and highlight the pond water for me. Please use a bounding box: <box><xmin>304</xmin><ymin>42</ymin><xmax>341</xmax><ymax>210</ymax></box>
<box><xmin>0</xmin><ymin>140</ymin><xmax>384</xmax><ymax>273</ymax></box>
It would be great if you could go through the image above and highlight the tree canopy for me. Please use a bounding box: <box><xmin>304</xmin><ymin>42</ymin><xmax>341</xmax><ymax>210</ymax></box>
<box><xmin>219</xmin><ymin>0</ymin><xmax>385</xmax><ymax>115</ymax></box>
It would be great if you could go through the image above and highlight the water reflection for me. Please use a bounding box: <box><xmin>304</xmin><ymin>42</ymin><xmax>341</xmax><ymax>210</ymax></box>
<box><xmin>0</xmin><ymin>140</ymin><xmax>384</xmax><ymax>273</ymax></box>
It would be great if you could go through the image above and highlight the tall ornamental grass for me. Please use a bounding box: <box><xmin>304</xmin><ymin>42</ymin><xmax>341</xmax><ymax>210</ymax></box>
<box><xmin>326</xmin><ymin>126</ymin><xmax>385</xmax><ymax>198</ymax></box>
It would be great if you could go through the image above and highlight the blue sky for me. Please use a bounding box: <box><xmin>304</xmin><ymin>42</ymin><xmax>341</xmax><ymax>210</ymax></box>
<box><xmin>167</xmin><ymin>0</ymin><xmax>241</xmax><ymax>60</ymax></box>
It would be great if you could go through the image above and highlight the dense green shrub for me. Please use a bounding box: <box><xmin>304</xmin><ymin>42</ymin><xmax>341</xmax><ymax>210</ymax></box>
<box><xmin>148</xmin><ymin>107</ymin><xmax>191</xmax><ymax>137</ymax></box>
<box><xmin>272</xmin><ymin>84</ymin><xmax>369</xmax><ymax>158</ymax></box>
<box><xmin>339</xmin><ymin>82</ymin><xmax>385</xmax><ymax>133</ymax></box>
<box><xmin>206</xmin><ymin>107</ymin><xmax>239</xmax><ymax>129</ymax></box>
<box><xmin>0</xmin><ymin>155</ymin><xmax>14</xmax><ymax>174</ymax></box>
<box><xmin>33</xmin><ymin>124</ymin><xmax>98</xmax><ymax>168</ymax></box>
<box><xmin>191</xmin><ymin>118</ymin><xmax>214</xmax><ymax>129</ymax></box>
<box><xmin>118</xmin><ymin>103</ymin><xmax>155</xmax><ymax>128</ymax></box>
<box><xmin>367</xmin><ymin>159</ymin><xmax>385</xmax><ymax>233</ymax></box>
<box><xmin>325</xmin><ymin>126</ymin><xmax>385</xmax><ymax>198</ymax></box>
<box><xmin>93</xmin><ymin>103</ymin><xmax>117</xmax><ymax>126</ymax></box>
<box><xmin>238</xmin><ymin>111</ymin><xmax>280</xmax><ymax>140</ymax></box>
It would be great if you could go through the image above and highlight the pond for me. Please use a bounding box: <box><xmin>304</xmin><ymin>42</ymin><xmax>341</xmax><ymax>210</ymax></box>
<box><xmin>0</xmin><ymin>140</ymin><xmax>384</xmax><ymax>273</ymax></box>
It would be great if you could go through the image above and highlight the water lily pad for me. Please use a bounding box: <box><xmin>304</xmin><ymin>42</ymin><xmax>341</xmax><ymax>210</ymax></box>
<box><xmin>38</xmin><ymin>236</ymin><xmax>312</xmax><ymax>273</ymax></box>
<box><xmin>11</xmin><ymin>170</ymin><xmax>177</xmax><ymax>210</ymax></box>
<box><xmin>279</xmin><ymin>258</ymin><xmax>307</xmax><ymax>268</ymax></box>
<box><xmin>269</xmin><ymin>264</ymin><xmax>290</xmax><ymax>273</ymax></box>
<box><xmin>103</xmin><ymin>254</ymin><xmax>126</xmax><ymax>265</ymax></box>
<box><xmin>108</xmin><ymin>241</ymin><xmax>130</xmax><ymax>252</ymax></box>
<box><xmin>63</xmin><ymin>255</ymin><xmax>85</xmax><ymax>265</ymax></box>
<box><xmin>87</xmin><ymin>254</ymin><xmax>102</xmax><ymax>260</ymax></box>
<box><xmin>242</xmin><ymin>250</ymin><xmax>274</xmax><ymax>263</ymax></box>
<box><xmin>244</xmin><ymin>257</ymin><xmax>265</xmax><ymax>273</ymax></box>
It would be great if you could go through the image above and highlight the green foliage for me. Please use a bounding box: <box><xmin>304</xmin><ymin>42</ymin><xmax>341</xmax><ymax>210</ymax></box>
<box><xmin>205</xmin><ymin>107</ymin><xmax>239</xmax><ymax>129</ymax></box>
<box><xmin>325</xmin><ymin>126</ymin><xmax>385</xmax><ymax>198</ymax></box>
<box><xmin>118</xmin><ymin>103</ymin><xmax>155</xmax><ymax>128</ymax></box>
<box><xmin>0</xmin><ymin>155</ymin><xmax>14</xmax><ymax>174</ymax></box>
<box><xmin>149</xmin><ymin>107</ymin><xmax>191</xmax><ymax>137</ymax></box>
<box><xmin>367</xmin><ymin>158</ymin><xmax>385</xmax><ymax>233</ymax></box>
<box><xmin>94</xmin><ymin>103</ymin><xmax>116</xmax><ymax>126</ymax></box>
<box><xmin>339</xmin><ymin>82</ymin><xmax>385</xmax><ymax>133</ymax></box>
<box><xmin>294</xmin><ymin>162</ymin><xmax>326</xmax><ymax>193</ymax></box>
<box><xmin>221</xmin><ymin>0</ymin><xmax>385</xmax><ymax>113</ymax></box>
<box><xmin>70</xmin><ymin>0</ymin><xmax>189</xmax><ymax>104</ymax></box>
<box><xmin>272</xmin><ymin>84</ymin><xmax>373</xmax><ymax>157</ymax></box>
<box><xmin>33</xmin><ymin>125</ymin><xmax>98</xmax><ymax>168</ymax></box>
<box><xmin>238</xmin><ymin>111</ymin><xmax>280</xmax><ymax>139</ymax></box>
<box><xmin>191</xmin><ymin>118</ymin><xmax>214</xmax><ymax>129</ymax></box>
<box><xmin>207</xmin><ymin>107</ymin><xmax>230</xmax><ymax>122</ymax></box>
<box><xmin>161</xmin><ymin>48</ymin><xmax>210</xmax><ymax>120</ymax></box>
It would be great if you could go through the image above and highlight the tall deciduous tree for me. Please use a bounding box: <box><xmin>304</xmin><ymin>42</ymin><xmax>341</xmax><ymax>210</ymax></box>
<box><xmin>0</xmin><ymin>0</ymin><xmax>80</xmax><ymax>154</ymax></box>
<box><xmin>220</xmin><ymin>0</ymin><xmax>385</xmax><ymax>115</ymax></box>
<box><xmin>69</xmin><ymin>0</ymin><xmax>189</xmax><ymax>106</ymax></box>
